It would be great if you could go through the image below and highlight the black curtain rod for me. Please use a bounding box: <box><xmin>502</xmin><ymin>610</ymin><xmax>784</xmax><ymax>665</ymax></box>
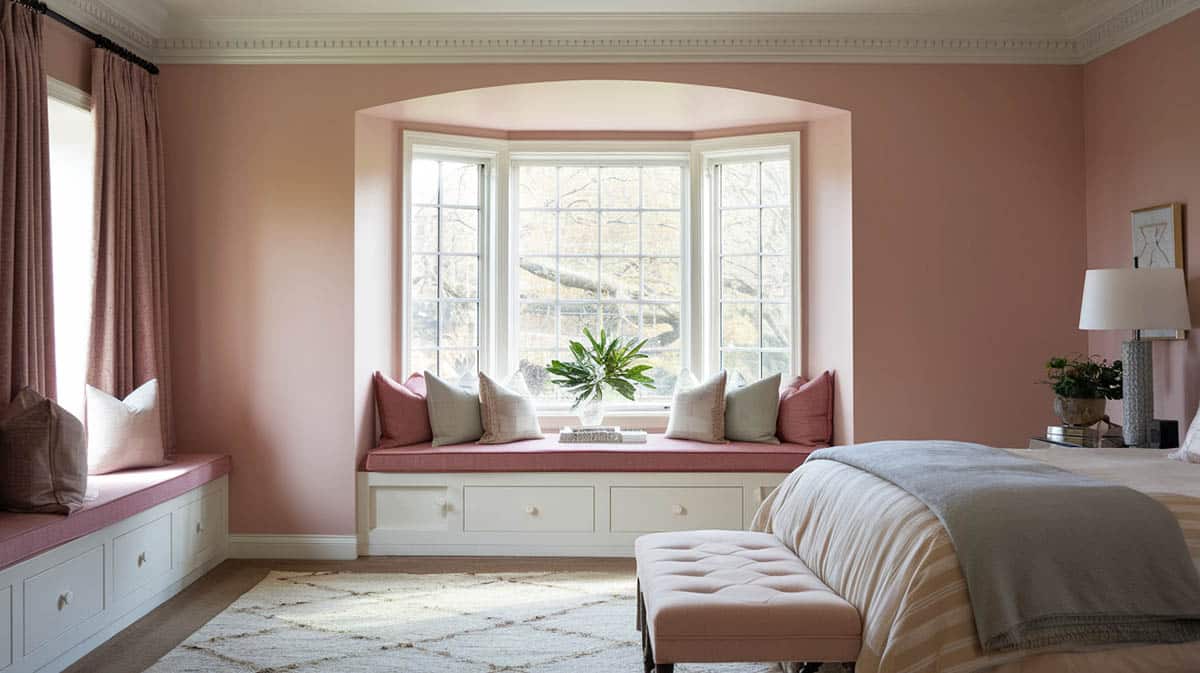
<box><xmin>14</xmin><ymin>0</ymin><xmax>159</xmax><ymax>75</ymax></box>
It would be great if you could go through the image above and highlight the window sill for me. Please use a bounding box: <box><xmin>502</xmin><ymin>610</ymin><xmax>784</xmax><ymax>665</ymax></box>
<box><xmin>537</xmin><ymin>410</ymin><xmax>669</xmax><ymax>433</ymax></box>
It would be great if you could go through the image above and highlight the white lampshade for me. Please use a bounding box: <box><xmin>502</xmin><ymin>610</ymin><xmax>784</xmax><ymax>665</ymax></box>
<box><xmin>1079</xmin><ymin>268</ymin><xmax>1192</xmax><ymax>331</ymax></box>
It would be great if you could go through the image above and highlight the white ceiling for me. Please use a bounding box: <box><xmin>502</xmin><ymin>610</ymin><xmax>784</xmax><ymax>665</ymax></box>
<box><xmin>366</xmin><ymin>80</ymin><xmax>845</xmax><ymax>132</ymax></box>
<box><xmin>51</xmin><ymin>0</ymin><xmax>1200</xmax><ymax>64</ymax></box>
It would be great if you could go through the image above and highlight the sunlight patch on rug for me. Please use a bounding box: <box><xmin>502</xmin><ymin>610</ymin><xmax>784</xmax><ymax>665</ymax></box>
<box><xmin>144</xmin><ymin>570</ymin><xmax>784</xmax><ymax>672</ymax></box>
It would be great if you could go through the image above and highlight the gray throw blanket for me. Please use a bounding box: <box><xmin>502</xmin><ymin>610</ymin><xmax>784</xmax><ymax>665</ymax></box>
<box><xmin>809</xmin><ymin>440</ymin><xmax>1200</xmax><ymax>652</ymax></box>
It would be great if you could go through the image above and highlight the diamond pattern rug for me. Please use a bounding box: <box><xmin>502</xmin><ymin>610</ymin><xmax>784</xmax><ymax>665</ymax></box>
<box><xmin>144</xmin><ymin>570</ymin><xmax>783</xmax><ymax>672</ymax></box>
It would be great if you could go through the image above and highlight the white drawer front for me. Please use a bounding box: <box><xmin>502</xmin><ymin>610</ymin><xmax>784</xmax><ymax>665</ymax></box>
<box><xmin>182</xmin><ymin>491</ymin><xmax>223</xmax><ymax>569</ymax></box>
<box><xmin>371</xmin><ymin>486</ymin><xmax>451</xmax><ymax>531</ymax></box>
<box><xmin>464</xmin><ymin>486</ymin><xmax>594</xmax><ymax>532</ymax></box>
<box><xmin>0</xmin><ymin>585</ymin><xmax>11</xmax><ymax>670</ymax></box>
<box><xmin>23</xmin><ymin>546</ymin><xmax>104</xmax><ymax>655</ymax></box>
<box><xmin>114</xmin><ymin>514</ymin><xmax>173</xmax><ymax>599</ymax></box>
<box><xmin>610</xmin><ymin>486</ymin><xmax>743</xmax><ymax>533</ymax></box>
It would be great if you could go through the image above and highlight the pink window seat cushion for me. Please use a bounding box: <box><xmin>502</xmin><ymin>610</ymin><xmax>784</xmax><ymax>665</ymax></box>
<box><xmin>0</xmin><ymin>453</ymin><xmax>231</xmax><ymax>571</ymax></box>
<box><xmin>364</xmin><ymin>435</ymin><xmax>823</xmax><ymax>473</ymax></box>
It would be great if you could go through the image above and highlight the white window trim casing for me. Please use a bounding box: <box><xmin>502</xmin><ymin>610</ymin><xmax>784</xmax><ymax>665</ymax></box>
<box><xmin>48</xmin><ymin>76</ymin><xmax>91</xmax><ymax>110</ymax></box>
<box><xmin>400</xmin><ymin>130</ymin><xmax>802</xmax><ymax>417</ymax></box>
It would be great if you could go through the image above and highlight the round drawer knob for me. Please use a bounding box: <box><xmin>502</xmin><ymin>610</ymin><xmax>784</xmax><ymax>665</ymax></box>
<box><xmin>58</xmin><ymin>591</ymin><xmax>73</xmax><ymax>610</ymax></box>
<box><xmin>671</xmin><ymin>504</ymin><xmax>685</xmax><ymax>515</ymax></box>
<box><xmin>525</xmin><ymin>505</ymin><xmax>538</xmax><ymax>516</ymax></box>
<box><xmin>137</xmin><ymin>552</ymin><xmax>148</xmax><ymax>567</ymax></box>
<box><xmin>195</xmin><ymin>522</ymin><xmax>205</xmax><ymax>535</ymax></box>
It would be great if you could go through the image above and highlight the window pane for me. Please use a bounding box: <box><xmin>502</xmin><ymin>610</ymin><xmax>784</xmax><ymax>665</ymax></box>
<box><xmin>722</xmin><ymin>303</ymin><xmax>761</xmax><ymax>347</ymax></box>
<box><xmin>642</xmin><ymin>166</ymin><xmax>681</xmax><ymax>209</ymax></box>
<box><xmin>722</xmin><ymin>256</ymin><xmax>760</xmax><ymax>300</ymax></box>
<box><xmin>601</xmin><ymin>211</ymin><xmax>638</xmax><ymax>255</ymax></box>
<box><xmin>762</xmin><ymin>304</ymin><xmax>790</xmax><ymax>349</ymax></box>
<box><xmin>560</xmin><ymin>211</ymin><xmax>598</xmax><ymax>255</ymax></box>
<box><xmin>440</xmin><ymin>302</ymin><xmax>478</xmax><ymax>348</ymax></box>
<box><xmin>440</xmin><ymin>161</ymin><xmax>479</xmax><ymax>206</ymax></box>
<box><xmin>721</xmin><ymin>162</ymin><xmax>759</xmax><ymax>207</ymax></box>
<box><xmin>411</xmin><ymin>158</ymin><xmax>439</xmax><ymax>204</ymax></box>
<box><xmin>600</xmin><ymin>258</ymin><xmax>640</xmax><ymax>300</ymax></box>
<box><xmin>440</xmin><ymin>256</ymin><xmax>478</xmax><ymax>299</ymax></box>
<box><xmin>559</xmin><ymin>166</ymin><xmax>599</xmax><ymax>209</ymax></box>
<box><xmin>643</xmin><ymin>258</ymin><xmax>681</xmax><ymax>300</ymax></box>
<box><xmin>411</xmin><ymin>255</ymin><xmax>438</xmax><ymax>299</ymax></box>
<box><xmin>520</xmin><ymin>165</ymin><xmax>557</xmax><ymax>208</ymax></box>
<box><xmin>721</xmin><ymin>208</ymin><xmax>759</xmax><ymax>255</ymax></box>
<box><xmin>439</xmin><ymin>350</ymin><xmax>478</xmax><ymax>380</ymax></box>
<box><xmin>441</xmin><ymin>208</ymin><xmax>479</xmax><ymax>253</ymax></box>
<box><xmin>410</xmin><ymin>349</ymin><xmax>438</xmax><ymax>376</ymax></box>
<box><xmin>560</xmin><ymin>303</ymin><xmax>598</xmax><ymax>341</ymax></box>
<box><xmin>559</xmin><ymin>257</ymin><xmax>599</xmax><ymax>300</ymax></box>
<box><xmin>519</xmin><ymin>210</ymin><xmax>556</xmax><ymax>255</ymax></box>
<box><xmin>412</xmin><ymin>301</ymin><xmax>438</xmax><ymax>348</ymax></box>
<box><xmin>519</xmin><ymin>258</ymin><xmax>558</xmax><ymax>299</ymax></box>
<box><xmin>601</xmin><ymin>303</ymin><xmax>639</xmax><ymax>338</ymax></box>
<box><xmin>518</xmin><ymin>350</ymin><xmax>556</xmax><ymax>398</ymax></box>
<box><xmin>520</xmin><ymin>302</ymin><xmax>557</xmax><ymax>348</ymax></box>
<box><xmin>762</xmin><ymin>257</ymin><xmax>790</xmax><ymax>300</ymax></box>
<box><xmin>642</xmin><ymin>306</ymin><xmax>681</xmax><ymax>349</ymax></box>
<box><xmin>762</xmin><ymin>207</ymin><xmax>790</xmax><ymax>255</ymax></box>
<box><xmin>601</xmin><ymin>166</ymin><xmax>639</xmax><ymax>209</ymax></box>
<box><xmin>722</xmin><ymin>350</ymin><xmax>761</xmax><ymax>382</ymax></box>
<box><xmin>761</xmin><ymin>159</ymin><xmax>790</xmax><ymax>206</ymax></box>
<box><xmin>644</xmin><ymin>350</ymin><xmax>680</xmax><ymax>400</ymax></box>
<box><xmin>642</xmin><ymin>211</ymin><xmax>680</xmax><ymax>255</ymax></box>
<box><xmin>411</xmin><ymin>206</ymin><xmax>438</xmax><ymax>251</ymax></box>
<box><xmin>762</xmin><ymin>350</ymin><xmax>790</xmax><ymax>378</ymax></box>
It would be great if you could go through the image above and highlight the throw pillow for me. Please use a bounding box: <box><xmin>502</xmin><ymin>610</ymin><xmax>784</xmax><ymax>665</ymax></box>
<box><xmin>1169</xmin><ymin>404</ymin><xmax>1200</xmax><ymax>463</ymax></box>
<box><xmin>665</xmin><ymin>370</ymin><xmax>727</xmax><ymax>443</ymax></box>
<box><xmin>725</xmin><ymin>373</ymin><xmax>782</xmax><ymax>443</ymax></box>
<box><xmin>424</xmin><ymin>370</ymin><xmax>484</xmax><ymax>447</ymax></box>
<box><xmin>0</xmin><ymin>388</ymin><xmax>87</xmax><ymax>514</ymax></box>
<box><xmin>777</xmin><ymin>371</ymin><xmax>834</xmax><ymax>445</ymax></box>
<box><xmin>478</xmin><ymin>372</ymin><xmax>543</xmax><ymax>444</ymax></box>
<box><xmin>86</xmin><ymin>379</ymin><xmax>168</xmax><ymax>475</ymax></box>
<box><xmin>373</xmin><ymin>371</ymin><xmax>432</xmax><ymax>447</ymax></box>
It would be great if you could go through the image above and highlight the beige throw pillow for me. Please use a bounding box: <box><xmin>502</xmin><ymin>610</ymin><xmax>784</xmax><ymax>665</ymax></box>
<box><xmin>665</xmin><ymin>371</ymin><xmax>727</xmax><ymax>443</ymax></box>
<box><xmin>478</xmin><ymin>372</ymin><xmax>543</xmax><ymax>444</ymax></box>
<box><xmin>0</xmin><ymin>388</ymin><xmax>88</xmax><ymax>514</ymax></box>
<box><xmin>86</xmin><ymin>379</ymin><xmax>168</xmax><ymax>475</ymax></box>
<box><xmin>424</xmin><ymin>370</ymin><xmax>484</xmax><ymax>447</ymax></box>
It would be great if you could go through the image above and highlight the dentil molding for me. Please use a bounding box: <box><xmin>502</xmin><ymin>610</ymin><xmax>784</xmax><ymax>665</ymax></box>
<box><xmin>48</xmin><ymin>0</ymin><xmax>1200</xmax><ymax>65</ymax></box>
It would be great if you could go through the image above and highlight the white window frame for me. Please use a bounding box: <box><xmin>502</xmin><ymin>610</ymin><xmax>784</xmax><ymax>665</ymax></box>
<box><xmin>400</xmin><ymin>131</ymin><xmax>801</xmax><ymax>415</ymax></box>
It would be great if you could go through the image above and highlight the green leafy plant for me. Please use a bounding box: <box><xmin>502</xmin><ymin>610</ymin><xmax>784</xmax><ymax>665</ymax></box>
<box><xmin>545</xmin><ymin>328</ymin><xmax>656</xmax><ymax>407</ymax></box>
<box><xmin>1041</xmin><ymin>355</ymin><xmax>1122</xmax><ymax>400</ymax></box>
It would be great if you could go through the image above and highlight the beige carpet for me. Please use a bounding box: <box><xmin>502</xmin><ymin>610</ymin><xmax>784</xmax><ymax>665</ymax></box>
<box><xmin>144</xmin><ymin>569</ymin><xmax>779</xmax><ymax>672</ymax></box>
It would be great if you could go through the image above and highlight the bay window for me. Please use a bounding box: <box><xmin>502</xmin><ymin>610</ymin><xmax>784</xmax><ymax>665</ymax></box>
<box><xmin>402</xmin><ymin>132</ymin><xmax>799</xmax><ymax>411</ymax></box>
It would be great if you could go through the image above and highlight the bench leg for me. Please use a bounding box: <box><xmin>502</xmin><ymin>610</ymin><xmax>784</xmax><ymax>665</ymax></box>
<box><xmin>636</xmin><ymin>581</ymin><xmax>643</xmax><ymax>632</ymax></box>
<box><xmin>640</xmin><ymin>593</ymin><xmax>653</xmax><ymax>673</ymax></box>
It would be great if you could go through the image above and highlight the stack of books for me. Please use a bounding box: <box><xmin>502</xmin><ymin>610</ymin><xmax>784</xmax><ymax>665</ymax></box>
<box><xmin>559</xmin><ymin>426</ymin><xmax>648</xmax><ymax>444</ymax></box>
<box><xmin>1046</xmin><ymin>425</ymin><xmax>1102</xmax><ymax>444</ymax></box>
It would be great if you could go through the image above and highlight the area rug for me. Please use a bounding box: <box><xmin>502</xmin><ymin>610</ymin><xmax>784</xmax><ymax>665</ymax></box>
<box><xmin>144</xmin><ymin>570</ymin><xmax>785</xmax><ymax>672</ymax></box>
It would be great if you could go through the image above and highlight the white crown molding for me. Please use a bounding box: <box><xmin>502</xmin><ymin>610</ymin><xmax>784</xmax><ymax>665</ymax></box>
<box><xmin>46</xmin><ymin>1</ymin><xmax>1200</xmax><ymax>65</ymax></box>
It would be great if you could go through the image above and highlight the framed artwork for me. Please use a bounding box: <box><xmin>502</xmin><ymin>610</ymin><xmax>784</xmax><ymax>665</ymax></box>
<box><xmin>1132</xmin><ymin>202</ymin><xmax>1185</xmax><ymax>340</ymax></box>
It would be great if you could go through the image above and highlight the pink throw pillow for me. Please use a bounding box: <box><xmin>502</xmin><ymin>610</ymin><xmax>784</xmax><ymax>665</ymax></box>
<box><xmin>373</xmin><ymin>372</ymin><xmax>432</xmax><ymax>447</ymax></box>
<box><xmin>777</xmin><ymin>371</ymin><xmax>834</xmax><ymax>445</ymax></box>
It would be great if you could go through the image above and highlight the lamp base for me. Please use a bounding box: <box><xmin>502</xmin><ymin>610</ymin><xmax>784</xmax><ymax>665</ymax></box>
<box><xmin>1122</xmin><ymin>339</ymin><xmax>1153</xmax><ymax>447</ymax></box>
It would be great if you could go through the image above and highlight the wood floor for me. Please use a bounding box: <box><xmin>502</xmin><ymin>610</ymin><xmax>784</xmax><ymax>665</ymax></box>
<box><xmin>65</xmin><ymin>556</ymin><xmax>635</xmax><ymax>673</ymax></box>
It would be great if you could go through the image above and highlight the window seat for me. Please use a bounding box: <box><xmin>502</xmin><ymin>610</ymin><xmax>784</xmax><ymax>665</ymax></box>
<box><xmin>0</xmin><ymin>453</ymin><xmax>230</xmax><ymax>571</ymax></box>
<box><xmin>364</xmin><ymin>435</ymin><xmax>822</xmax><ymax>473</ymax></box>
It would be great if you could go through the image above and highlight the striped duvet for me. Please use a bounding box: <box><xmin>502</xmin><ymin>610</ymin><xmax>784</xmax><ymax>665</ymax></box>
<box><xmin>752</xmin><ymin>449</ymin><xmax>1200</xmax><ymax>673</ymax></box>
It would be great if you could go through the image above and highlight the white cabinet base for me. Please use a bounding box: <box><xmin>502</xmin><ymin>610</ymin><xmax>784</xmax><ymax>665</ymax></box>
<box><xmin>0</xmin><ymin>476</ymin><xmax>228</xmax><ymax>673</ymax></box>
<box><xmin>358</xmin><ymin>472</ymin><xmax>786</xmax><ymax>557</ymax></box>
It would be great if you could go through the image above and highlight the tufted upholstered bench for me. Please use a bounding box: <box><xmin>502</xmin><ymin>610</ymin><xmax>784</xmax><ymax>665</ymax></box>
<box><xmin>635</xmin><ymin>530</ymin><xmax>861</xmax><ymax>673</ymax></box>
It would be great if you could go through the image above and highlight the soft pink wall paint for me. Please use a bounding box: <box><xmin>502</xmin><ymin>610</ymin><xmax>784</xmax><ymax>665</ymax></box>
<box><xmin>160</xmin><ymin>62</ymin><xmax>1086</xmax><ymax>535</ymax></box>
<box><xmin>1084</xmin><ymin>9</ymin><xmax>1200</xmax><ymax>428</ymax></box>
<box><xmin>804</xmin><ymin>115</ymin><xmax>854</xmax><ymax>444</ymax></box>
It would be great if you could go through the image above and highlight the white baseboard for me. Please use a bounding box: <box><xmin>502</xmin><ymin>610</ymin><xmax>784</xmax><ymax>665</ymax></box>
<box><xmin>230</xmin><ymin>534</ymin><xmax>358</xmax><ymax>560</ymax></box>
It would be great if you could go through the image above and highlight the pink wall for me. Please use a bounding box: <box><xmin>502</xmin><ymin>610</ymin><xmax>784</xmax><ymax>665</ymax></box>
<box><xmin>804</xmin><ymin>115</ymin><xmax>854</xmax><ymax>444</ymax></box>
<box><xmin>1084</xmin><ymin>9</ymin><xmax>1200</xmax><ymax>428</ymax></box>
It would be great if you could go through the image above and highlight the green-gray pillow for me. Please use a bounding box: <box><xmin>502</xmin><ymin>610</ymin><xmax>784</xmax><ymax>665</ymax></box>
<box><xmin>424</xmin><ymin>370</ymin><xmax>483</xmax><ymax>447</ymax></box>
<box><xmin>725</xmin><ymin>373</ymin><xmax>782</xmax><ymax>444</ymax></box>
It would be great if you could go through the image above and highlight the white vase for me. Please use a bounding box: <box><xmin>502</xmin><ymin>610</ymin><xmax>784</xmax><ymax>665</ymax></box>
<box><xmin>576</xmin><ymin>398</ymin><xmax>605</xmax><ymax>427</ymax></box>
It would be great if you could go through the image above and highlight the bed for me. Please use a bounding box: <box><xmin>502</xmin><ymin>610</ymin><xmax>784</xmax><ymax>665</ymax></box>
<box><xmin>752</xmin><ymin>446</ymin><xmax>1200</xmax><ymax>673</ymax></box>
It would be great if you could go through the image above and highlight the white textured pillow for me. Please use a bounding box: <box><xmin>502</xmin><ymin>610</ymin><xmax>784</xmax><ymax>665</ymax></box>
<box><xmin>478</xmin><ymin>372</ymin><xmax>543</xmax><ymax>444</ymax></box>
<box><xmin>665</xmin><ymin>370</ymin><xmax>727</xmax><ymax>443</ymax></box>
<box><xmin>1169</xmin><ymin>406</ymin><xmax>1200</xmax><ymax>463</ymax></box>
<box><xmin>85</xmin><ymin>379</ymin><xmax>167</xmax><ymax>475</ymax></box>
<box><xmin>424</xmin><ymin>370</ymin><xmax>483</xmax><ymax>447</ymax></box>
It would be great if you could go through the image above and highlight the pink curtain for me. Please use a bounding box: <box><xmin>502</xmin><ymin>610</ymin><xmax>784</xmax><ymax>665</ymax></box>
<box><xmin>88</xmin><ymin>49</ymin><xmax>172</xmax><ymax>450</ymax></box>
<box><xmin>0</xmin><ymin>1</ymin><xmax>55</xmax><ymax>405</ymax></box>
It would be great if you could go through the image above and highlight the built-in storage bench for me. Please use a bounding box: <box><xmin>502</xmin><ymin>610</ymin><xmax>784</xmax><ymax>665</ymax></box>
<box><xmin>0</xmin><ymin>454</ymin><xmax>230</xmax><ymax>673</ymax></box>
<box><xmin>358</xmin><ymin>437</ymin><xmax>817</xmax><ymax>556</ymax></box>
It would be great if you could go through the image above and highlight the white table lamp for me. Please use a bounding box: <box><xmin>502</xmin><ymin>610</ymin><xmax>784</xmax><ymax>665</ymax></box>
<box><xmin>1079</xmin><ymin>268</ymin><xmax>1191</xmax><ymax>446</ymax></box>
